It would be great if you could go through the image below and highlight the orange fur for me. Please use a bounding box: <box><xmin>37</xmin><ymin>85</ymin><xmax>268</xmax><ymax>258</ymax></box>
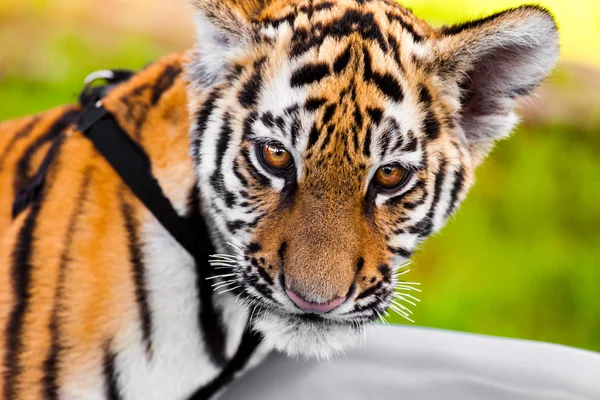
<box><xmin>0</xmin><ymin>54</ymin><xmax>193</xmax><ymax>399</ymax></box>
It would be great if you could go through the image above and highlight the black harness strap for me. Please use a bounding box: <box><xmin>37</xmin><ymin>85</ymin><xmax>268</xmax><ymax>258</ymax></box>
<box><xmin>78</xmin><ymin>105</ymin><xmax>204</xmax><ymax>260</ymax></box>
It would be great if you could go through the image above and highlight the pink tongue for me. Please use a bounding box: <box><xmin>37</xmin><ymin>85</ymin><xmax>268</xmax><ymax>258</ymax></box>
<box><xmin>286</xmin><ymin>289</ymin><xmax>346</xmax><ymax>314</ymax></box>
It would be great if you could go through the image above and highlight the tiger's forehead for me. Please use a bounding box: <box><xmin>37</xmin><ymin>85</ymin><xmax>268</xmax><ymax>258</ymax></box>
<box><xmin>255</xmin><ymin>0</ymin><xmax>433</xmax><ymax>45</ymax></box>
<box><xmin>227</xmin><ymin>0</ymin><xmax>442</xmax><ymax>197</ymax></box>
<box><xmin>250</xmin><ymin>33</ymin><xmax>429</xmax><ymax>156</ymax></box>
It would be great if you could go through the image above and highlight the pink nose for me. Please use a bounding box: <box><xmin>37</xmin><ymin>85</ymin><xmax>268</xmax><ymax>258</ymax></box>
<box><xmin>285</xmin><ymin>288</ymin><xmax>346</xmax><ymax>314</ymax></box>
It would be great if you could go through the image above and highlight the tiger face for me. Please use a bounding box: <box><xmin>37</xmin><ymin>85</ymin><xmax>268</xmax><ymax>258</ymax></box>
<box><xmin>187</xmin><ymin>0</ymin><xmax>559</xmax><ymax>358</ymax></box>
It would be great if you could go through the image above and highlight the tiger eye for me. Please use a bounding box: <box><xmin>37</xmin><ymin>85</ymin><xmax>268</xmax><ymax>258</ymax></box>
<box><xmin>374</xmin><ymin>165</ymin><xmax>407</xmax><ymax>189</ymax></box>
<box><xmin>261</xmin><ymin>143</ymin><xmax>293</xmax><ymax>171</ymax></box>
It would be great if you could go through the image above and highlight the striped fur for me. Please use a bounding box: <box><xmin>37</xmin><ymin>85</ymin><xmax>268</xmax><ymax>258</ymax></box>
<box><xmin>0</xmin><ymin>1</ymin><xmax>558</xmax><ymax>398</ymax></box>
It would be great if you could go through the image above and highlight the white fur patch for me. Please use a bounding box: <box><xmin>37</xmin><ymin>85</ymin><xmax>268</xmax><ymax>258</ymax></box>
<box><xmin>253</xmin><ymin>312</ymin><xmax>362</xmax><ymax>360</ymax></box>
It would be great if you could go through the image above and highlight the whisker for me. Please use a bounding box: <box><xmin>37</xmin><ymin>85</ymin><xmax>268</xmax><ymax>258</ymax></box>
<box><xmin>212</xmin><ymin>280</ymin><xmax>237</xmax><ymax>290</ymax></box>
<box><xmin>218</xmin><ymin>285</ymin><xmax>241</xmax><ymax>295</ymax></box>
<box><xmin>393</xmin><ymin>292</ymin><xmax>421</xmax><ymax>303</ymax></box>
<box><xmin>210</xmin><ymin>254</ymin><xmax>239</xmax><ymax>260</ymax></box>
<box><xmin>206</xmin><ymin>274</ymin><xmax>236</xmax><ymax>280</ymax></box>
<box><xmin>227</xmin><ymin>241</ymin><xmax>244</xmax><ymax>253</ymax></box>
<box><xmin>230</xmin><ymin>236</ymin><xmax>245</xmax><ymax>247</ymax></box>
<box><xmin>396</xmin><ymin>285</ymin><xmax>422</xmax><ymax>292</ymax></box>
<box><xmin>390</xmin><ymin>300</ymin><xmax>414</xmax><ymax>313</ymax></box>
<box><xmin>209</xmin><ymin>261</ymin><xmax>238</xmax><ymax>266</ymax></box>
<box><xmin>210</xmin><ymin>263</ymin><xmax>237</xmax><ymax>270</ymax></box>
<box><xmin>388</xmin><ymin>304</ymin><xmax>414</xmax><ymax>322</ymax></box>
<box><xmin>250</xmin><ymin>303</ymin><xmax>261</xmax><ymax>322</ymax></box>
<box><xmin>393</xmin><ymin>269</ymin><xmax>412</xmax><ymax>277</ymax></box>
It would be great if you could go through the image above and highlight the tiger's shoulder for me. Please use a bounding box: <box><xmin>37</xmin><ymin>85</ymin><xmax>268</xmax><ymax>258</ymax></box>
<box><xmin>0</xmin><ymin>53</ymin><xmax>199</xmax><ymax>398</ymax></box>
<box><xmin>0</xmin><ymin>53</ymin><xmax>191</xmax><ymax>235</ymax></box>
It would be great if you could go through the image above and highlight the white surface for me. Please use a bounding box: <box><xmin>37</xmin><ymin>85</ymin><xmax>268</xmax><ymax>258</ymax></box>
<box><xmin>222</xmin><ymin>325</ymin><xmax>600</xmax><ymax>400</ymax></box>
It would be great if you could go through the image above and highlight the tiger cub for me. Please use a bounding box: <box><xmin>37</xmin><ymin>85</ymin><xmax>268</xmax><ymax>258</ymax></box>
<box><xmin>0</xmin><ymin>0</ymin><xmax>558</xmax><ymax>399</ymax></box>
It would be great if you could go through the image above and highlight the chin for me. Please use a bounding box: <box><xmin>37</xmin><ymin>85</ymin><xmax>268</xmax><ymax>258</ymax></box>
<box><xmin>252</xmin><ymin>310</ymin><xmax>364</xmax><ymax>360</ymax></box>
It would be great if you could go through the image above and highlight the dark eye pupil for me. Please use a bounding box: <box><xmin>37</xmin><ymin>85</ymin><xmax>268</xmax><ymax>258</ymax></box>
<box><xmin>383</xmin><ymin>167</ymin><xmax>393</xmax><ymax>175</ymax></box>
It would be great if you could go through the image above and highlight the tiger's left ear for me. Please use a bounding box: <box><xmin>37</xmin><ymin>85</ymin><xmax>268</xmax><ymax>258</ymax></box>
<box><xmin>431</xmin><ymin>6</ymin><xmax>559</xmax><ymax>165</ymax></box>
<box><xmin>187</xmin><ymin>0</ymin><xmax>275</xmax><ymax>87</ymax></box>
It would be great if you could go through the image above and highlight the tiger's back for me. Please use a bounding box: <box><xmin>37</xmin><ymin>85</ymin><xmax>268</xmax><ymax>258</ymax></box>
<box><xmin>0</xmin><ymin>54</ymin><xmax>235</xmax><ymax>399</ymax></box>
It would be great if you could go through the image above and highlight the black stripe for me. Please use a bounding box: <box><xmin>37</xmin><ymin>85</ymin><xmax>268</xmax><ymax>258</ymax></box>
<box><xmin>238</xmin><ymin>59</ymin><xmax>265</xmax><ymax>108</ymax></box>
<box><xmin>227</xmin><ymin>219</ymin><xmax>247</xmax><ymax>234</ymax></box>
<box><xmin>192</xmin><ymin>89</ymin><xmax>221</xmax><ymax>165</ymax></box>
<box><xmin>387</xmin><ymin>246</ymin><xmax>413</xmax><ymax>258</ymax></box>
<box><xmin>356</xmin><ymin>257</ymin><xmax>365</xmax><ymax>273</ymax></box>
<box><xmin>418</xmin><ymin>84</ymin><xmax>432</xmax><ymax>106</ymax></box>
<box><xmin>402</xmin><ymin>130</ymin><xmax>418</xmax><ymax>153</ymax></box>
<box><xmin>445</xmin><ymin>166</ymin><xmax>466</xmax><ymax>217</ymax></box>
<box><xmin>390</xmin><ymin>129</ymin><xmax>405</xmax><ymax>153</ymax></box>
<box><xmin>386</xmin><ymin>12</ymin><xmax>425</xmax><ymax>43</ymax></box>
<box><xmin>421</xmin><ymin>92</ymin><xmax>441</xmax><ymax>142</ymax></box>
<box><xmin>305</xmin><ymin>97</ymin><xmax>326</xmax><ymax>111</ymax></box>
<box><xmin>387</xmin><ymin>35</ymin><xmax>405</xmax><ymax>72</ymax></box>
<box><xmin>372</xmin><ymin>72</ymin><xmax>404</xmax><ymax>103</ymax></box>
<box><xmin>290</xmin><ymin>63</ymin><xmax>331</xmax><ymax>87</ymax></box>
<box><xmin>307</xmin><ymin>124</ymin><xmax>320</xmax><ymax>150</ymax></box>
<box><xmin>378</xmin><ymin>120</ymin><xmax>398</xmax><ymax>157</ymax></box>
<box><xmin>264</xmin><ymin>12</ymin><xmax>296</xmax><ymax>29</ymax></box>
<box><xmin>356</xmin><ymin>282</ymin><xmax>383</xmax><ymax>300</ymax></box>
<box><xmin>257</xmin><ymin>267</ymin><xmax>274</xmax><ymax>286</ymax></box>
<box><xmin>426</xmin><ymin>158</ymin><xmax>448</xmax><ymax>222</ymax></box>
<box><xmin>385</xmin><ymin>179</ymin><xmax>426</xmax><ymax>208</ymax></box>
<box><xmin>333</xmin><ymin>45</ymin><xmax>352</xmax><ymax>74</ymax></box>
<box><xmin>353</xmin><ymin>107</ymin><xmax>364</xmax><ymax>129</ymax></box>
<box><xmin>314</xmin><ymin>1</ymin><xmax>335</xmax><ymax>11</ymax></box>
<box><xmin>408</xmin><ymin>218</ymin><xmax>434</xmax><ymax>237</ymax></box>
<box><xmin>151</xmin><ymin>64</ymin><xmax>182</xmax><ymax>105</ymax></box>
<box><xmin>363</xmin><ymin>127</ymin><xmax>372</xmax><ymax>158</ymax></box>
<box><xmin>14</xmin><ymin>110</ymin><xmax>79</xmax><ymax>192</ymax></box>
<box><xmin>187</xmin><ymin>186</ymin><xmax>228</xmax><ymax>368</ymax></box>
<box><xmin>260</xmin><ymin>112</ymin><xmax>274</xmax><ymax>128</ymax></box>
<box><xmin>378</xmin><ymin>264</ymin><xmax>392</xmax><ymax>283</ymax></box>
<box><xmin>120</xmin><ymin>188</ymin><xmax>154</xmax><ymax>357</ymax></box>
<box><xmin>3</xmin><ymin>201</ymin><xmax>42</xmax><ymax>400</ymax></box>
<box><xmin>232</xmin><ymin>159</ymin><xmax>249</xmax><ymax>187</ymax></box>
<box><xmin>362</xmin><ymin>46</ymin><xmax>373</xmax><ymax>80</ymax></box>
<box><xmin>43</xmin><ymin>167</ymin><xmax>93</xmax><ymax>400</ymax></box>
<box><xmin>0</xmin><ymin>117</ymin><xmax>40</xmax><ymax>172</ymax></box>
<box><xmin>241</xmin><ymin>149</ymin><xmax>270</xmax><ymax>187</ymax></box>
<box><xmin>103</xmin><ymin>346</ymin><xmax>122</xmax><ymax>400</ymax></box>
<box><xmin>188</xmin><ymin>328</ymin><xmax>262</xmax><ymax>400</ymax></box>
<box><xmin>242</xmin><ymin>111</ymin><xmax>258</xmax><ymax>142</ymax></box>
<box><xmin>320</xmin><ymin>125</ymin><xmax>335</xmax><ymax>151</ymax></box>
<box><xmin>290</xmin><ymin>115</ymin><xmax>302</xmax><ymax>147</ymax></box>
<box><xmin>290</xmin><ymin>10</ymin><xmax>388</xmax><ymax>57</ymax></box>
<box><xmin>210</xmin><ymin>115</ymin><xmax>237</xmax><ymax>208</ymax></box>
<box><xmin>366</xmin><ymin>107</ymin><xmax>383</xmax><ymax>125</ymax></box>
<box><xmin>322</xmin><ymin>104</ymin><xmax>336</xmax><ymax>125</ymax></box>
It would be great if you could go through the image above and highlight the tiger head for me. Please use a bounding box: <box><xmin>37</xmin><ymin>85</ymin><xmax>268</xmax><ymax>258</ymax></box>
<box><xmin>186</xmin><ymin>0</ymin><xmax>559</xmax><ymax>358</ymax></box>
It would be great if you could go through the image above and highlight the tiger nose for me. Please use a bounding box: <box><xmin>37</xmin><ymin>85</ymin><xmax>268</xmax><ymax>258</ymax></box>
<box><xmin>285</xmin><ymin>288</ymin><xmax>347</xmax><ymax>314</ymax></box>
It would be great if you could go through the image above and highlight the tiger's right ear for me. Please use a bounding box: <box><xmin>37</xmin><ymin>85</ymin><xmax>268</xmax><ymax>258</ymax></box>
<box><xmin>187</xmin><ymin>0</ymin><xmax>275</xmax><ymax>87</ymax></box>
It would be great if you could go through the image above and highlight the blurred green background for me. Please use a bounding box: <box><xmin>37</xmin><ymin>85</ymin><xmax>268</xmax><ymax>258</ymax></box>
<box><xmin>1</xmin><ymin>0</ymin><xmax>598</xmax><ymax>351</ymax></box>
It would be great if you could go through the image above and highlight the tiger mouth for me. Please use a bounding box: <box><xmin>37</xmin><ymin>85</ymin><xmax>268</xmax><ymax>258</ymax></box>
<box><xmin>208</xmin><ymin>245</ymin><xmax>419</xmax><ymax>358</ymax></box>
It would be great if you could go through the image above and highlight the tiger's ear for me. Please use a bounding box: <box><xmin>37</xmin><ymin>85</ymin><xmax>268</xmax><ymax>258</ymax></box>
<box><xmin>187</xmin><ymin>0</ymin><xmax>275</xmax><ymax>87</ymax></box>
<box><xmin>432</xmin><ymin>6</ymin><xmax>559</xmax><ymax>165</ymax></box>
